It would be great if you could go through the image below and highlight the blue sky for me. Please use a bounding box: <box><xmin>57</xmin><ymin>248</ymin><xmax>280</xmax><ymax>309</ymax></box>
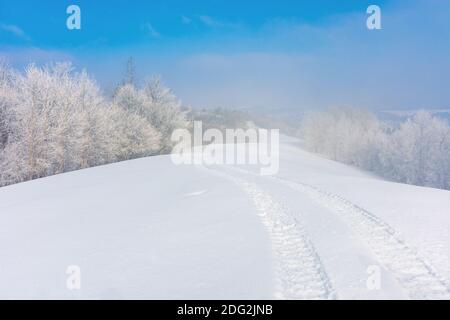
<box><xmin>0</xmin><ymin>0</ymin><xmax>449</xmax><ymax>110</ymax></box>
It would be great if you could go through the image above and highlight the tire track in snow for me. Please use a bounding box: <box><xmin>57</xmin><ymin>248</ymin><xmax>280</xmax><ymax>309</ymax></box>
<box><xmin>205</xmin><ymin>167</ymin><xmax>336</xmax><ymax>300</ymax></box>
<box><xmin>227</xmin><ymin>166</ymin><xmax>450</xmax><ymax>299</ymax></box>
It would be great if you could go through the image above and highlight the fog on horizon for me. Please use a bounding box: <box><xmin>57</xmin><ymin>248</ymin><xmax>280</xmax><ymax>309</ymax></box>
<box><xmin>1</xmin><ymin>0</ymin><xmax>449</xmax><ymax>112</ymax></box>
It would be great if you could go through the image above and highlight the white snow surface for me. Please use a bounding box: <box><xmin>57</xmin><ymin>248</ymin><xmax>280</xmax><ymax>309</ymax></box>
<box><xmin>0</xmin><ymin>136</ymin><xmax>449</xmax><ymax>299</ymax></box>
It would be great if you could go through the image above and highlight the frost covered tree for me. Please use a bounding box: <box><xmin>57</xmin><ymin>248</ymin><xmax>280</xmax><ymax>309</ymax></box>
<box><xmin>300</xmin><ymin>107</ymin><xmax>383</xmax><ymax>168</ymax></box>
<box><xmin>3</xmin><ymin>64</ymin><xmax>58</xmax><ymax>182</ymax></box>
<box><xmin>300</xmin><ymin>107</ymin><xmax>450</xmax><ymax>190</ymax></box>
<box><xmin>0</xmin><ymin>62</ymin><xmax>162</xmax><ymax>187</ymax></box>
<box><xmin>0</xmin><ymin>63</ymin><xmax>84</xmax><ymax>182</ymax></box>
<box><xmin>381</xmin><ymin>111</ymin><xmax>450</xmax><ymax>189</ymax></box>
<box><xmin>113</xmin><ymin>84</ymin><xmax>148</xmax><ymax>116</ymax></box>
<box><xmin>114</xmin><ymin>76</ymin><xmax>188</xmax><ymax>153</ymax></box>
<box><xmin>143</xmin><ymin>76</ymin><xmax>188</xmax><ymax>152</ymax></box>
<box><xmin>105</xmin><ymin>105</ymin><xmax>161</xmax><ymax>161</ymax></box>
<box><xmin>112</xmin><ymin>84</ymin><xmax>162</xmax><ymax>156</ymax></box>
<box><xmin>70</xmin><ymin>70</ymin><xmax>113</xmax><ymax>168</ymax></box>
<box><xmin>0</xmin><ymin>59</ymin><xmax>16</xmax><ymax>150</ymax></box>
<box><xmin>124</xmin><ymin>57</ymin><xmax>136</xmax><ymax>87</ymax></box>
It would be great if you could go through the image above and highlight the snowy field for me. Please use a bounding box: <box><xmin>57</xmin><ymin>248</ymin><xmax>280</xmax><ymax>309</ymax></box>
<box><xmin>0</xmin><ymin>136</ymin><xmax>449</xmax><ymax>299</ymax></box>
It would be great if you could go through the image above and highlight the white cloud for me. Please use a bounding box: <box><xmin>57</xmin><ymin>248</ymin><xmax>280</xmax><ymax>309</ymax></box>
<box><xmin>197</xmin><ymin>15</ymin><xmax>238</xmax><ymax>29</ymax></box>
<box><xmin>0</xmin><ymin>24</ymin><xmax>31</xmax><ymax>41</ymax></box>
<box><xmin>0</xmin><ymin>46</ymin><xmax>74</xmax><ymax>67</ymax></box>
<box><xmin>141</xmin><ymin>23</ymin><xmax>160</xmax><ymax>38</ymax></box>
<box><xmin>181</xmin><ymin>15</ymin><xmax>192</xmax><ymax>25</ymax></box>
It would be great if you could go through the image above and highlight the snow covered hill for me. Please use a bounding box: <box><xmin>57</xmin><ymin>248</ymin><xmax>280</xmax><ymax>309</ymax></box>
<box><xmin>1</xmin><ymin>136</ymin><xmax>449</xmax><ymax>299</ymax></box>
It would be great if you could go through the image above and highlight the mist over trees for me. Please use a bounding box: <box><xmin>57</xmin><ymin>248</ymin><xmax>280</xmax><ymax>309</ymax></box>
<box><xmin>0</xmin><ymin>60</ymin><xmax>188</xmax><ymax>187</ymax></box>
<box><xmin>187</xmin><ymin>107</ymin><xmax>251</xmax><ymax>132</ymax></box>
<box><xmin>1</xmin><ymin>57</ymin><xmax>448</xmax><ymax>192</ymax></box>
<box><xmin>300</xmin><ymin>107</ymin><xmax>450</xmax><ymax>190</ymax></box>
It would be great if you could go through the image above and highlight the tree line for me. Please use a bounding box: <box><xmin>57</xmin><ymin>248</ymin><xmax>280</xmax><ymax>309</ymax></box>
<box><xmin>300</xmin><ymin>107</ymin><xmax>450</xmax><ymax>190</ymax></box>
<box><xmin>0</xmin><ymin>59</ymin><xmax>188</xmax><ymax>187</ymax></box>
